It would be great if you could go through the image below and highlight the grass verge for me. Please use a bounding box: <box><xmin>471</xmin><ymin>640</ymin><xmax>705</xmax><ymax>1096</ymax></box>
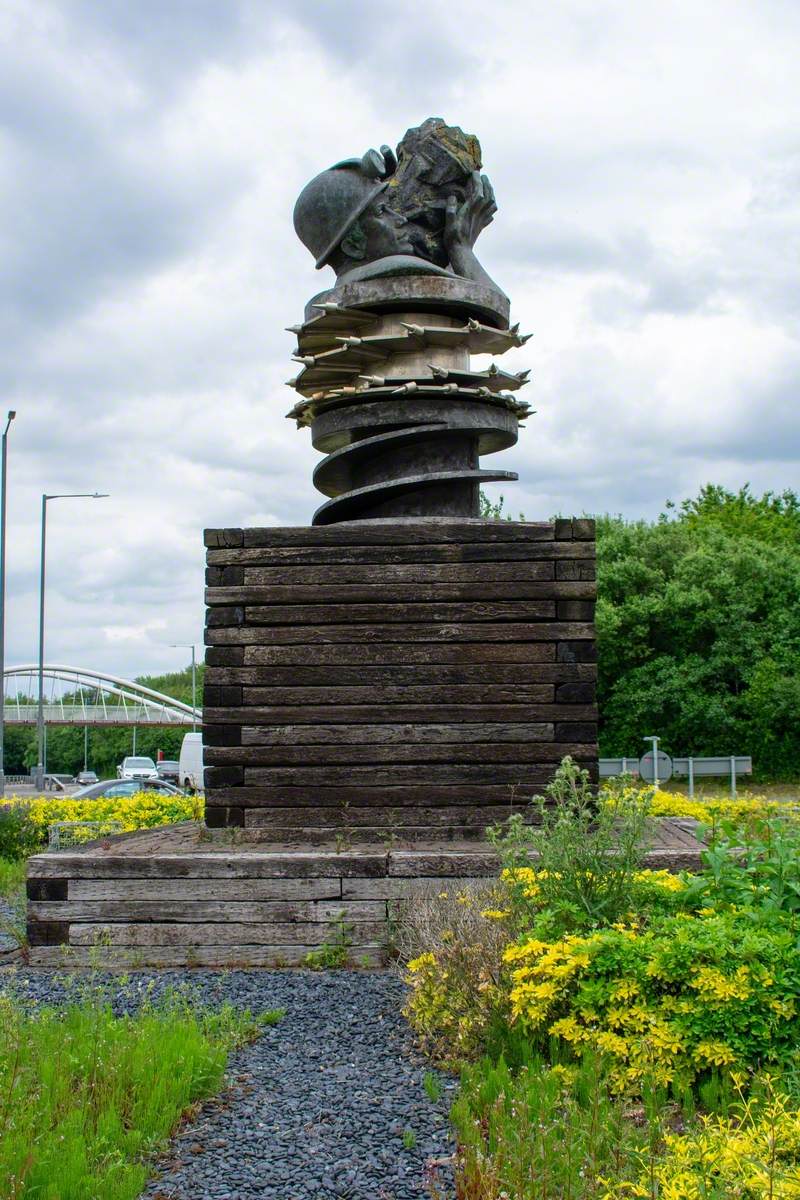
<box><xmin>0</xmin><ymin>981</ymin><xmax>282</xmax><ymax>1199</ymax></box>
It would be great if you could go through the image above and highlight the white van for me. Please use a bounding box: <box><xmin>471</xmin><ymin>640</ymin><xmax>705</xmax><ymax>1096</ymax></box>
<box><xmin>179</xmin><ymin>732</ymin><xmax>204</xmax><ymax>792</ymax></box>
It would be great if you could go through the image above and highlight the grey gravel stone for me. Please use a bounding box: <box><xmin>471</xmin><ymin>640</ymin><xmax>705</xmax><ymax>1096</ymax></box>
<box><xmin>1</xmin><ymin>968</ymin><xmax>456</xmax><ymax>1199</ymax></box>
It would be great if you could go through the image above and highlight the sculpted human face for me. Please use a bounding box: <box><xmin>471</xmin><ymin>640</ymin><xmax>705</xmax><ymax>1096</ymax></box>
<box><xmin>359</xmin><ymin>199</ymin><xmax>415</xmax><ymax>258</ymax></box>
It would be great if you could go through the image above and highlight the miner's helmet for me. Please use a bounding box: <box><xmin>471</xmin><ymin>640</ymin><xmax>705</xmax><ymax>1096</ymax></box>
<box><xmin>293</xmin><ymin>148</ymin><xmax>393</xmax><ymax>270</ymax></box>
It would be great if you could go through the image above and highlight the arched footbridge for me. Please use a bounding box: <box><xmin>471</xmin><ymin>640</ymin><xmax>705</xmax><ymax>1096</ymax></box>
<box><xmin>2</xmin><ymin>665</ymin><xmax>196</xmax><ymax>726</ymax></box>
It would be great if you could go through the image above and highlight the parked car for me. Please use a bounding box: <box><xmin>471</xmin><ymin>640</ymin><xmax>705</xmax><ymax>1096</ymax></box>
<box><xmin>72</xmin><ymin>778</ymin><xmax>183</xmax><ymax>800</ymax></box>
<box><xmin>179</xmin><ymin>732</ymin><xmax>204</xmax><ymax>792</ymax></box>
<box><xmin>116</xmin><ymin>756</ymin><xmax>158</xmax><ymax>782</ymax></box>
<box><xmin>74</xmin><ymin>770</ymin><xmax>99</xmax><ymax>786</ymax></box>
<box><xmin>156</xmin><ymin>759</ymin><xmax>180</xmax><ymax>784</ymax></box>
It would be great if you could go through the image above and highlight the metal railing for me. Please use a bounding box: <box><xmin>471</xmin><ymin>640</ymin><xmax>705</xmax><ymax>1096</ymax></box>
<box><xmin>600</xmin><ymin>754</ymin><xmax>753</xmax><ymax>798</ymax></box>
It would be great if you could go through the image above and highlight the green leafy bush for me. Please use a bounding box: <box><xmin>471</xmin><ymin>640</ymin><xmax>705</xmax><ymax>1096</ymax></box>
<box><xmin>596</xmin><ymin>485</ymin><xmax>800</xmax><ymax>779</ymax></box>
<box><xmin>684</xmin><ymin>811</ymin><xmax>800</xmax><ymax>915</ymax></box>
<box><xmin>0</xmin><ymin>801</ymin><xmax>40</xmax><ymax>861</ymax></box>
<box><xmin>503</xmin><ymin>909</ymin><xmax>800</xmax><ymax>1091</ymax></box>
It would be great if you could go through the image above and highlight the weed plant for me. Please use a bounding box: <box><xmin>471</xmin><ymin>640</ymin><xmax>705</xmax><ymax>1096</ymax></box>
<box><xmin>0</xmin><ymin>859</ymin><xmax>26</xmax><ymax>949</ymax></box>
<box><xmin>0</xmin><ymin>979</ymin><xmax>278</xmax><ymax>1199</ymax></box>
<box><xmin>488</xmin><ymin>758</ymin><xmax>654</xmax><ymax>934</ymax></box>
<box><xmin>303</xmin><ymin>914</ymin><xmax>353</xmax><ymax>969</ymax></box>
<box><xmin>450</xmin><ymin>1051</ymin><xmax>646</xmax><ymax>1199</ymax></box>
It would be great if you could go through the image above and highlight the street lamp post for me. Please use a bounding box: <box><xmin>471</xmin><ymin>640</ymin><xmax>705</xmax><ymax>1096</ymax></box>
<box><xmin>35</xmin><ymin>492</ymin><xmax>109</xmax><ymax>791</ymax></box>
<box><xmin>0</xmin><ymin>410</ymin><xmax>16</xmax><ymax>796</ymax></box>
<box><xmin>170</xmin><ymin>643</ymin><xmax>198</xmax><ymax>730</ymax></box>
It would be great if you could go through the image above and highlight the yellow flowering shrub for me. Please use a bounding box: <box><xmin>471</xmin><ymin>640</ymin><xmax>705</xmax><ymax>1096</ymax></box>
<box><xmin>604</xmin><ymin>1088</ymin><xmax>800</xmax><ymax>1199</ymax></box>
<box><xmin>504</xmin><ymin>911</ymin><xmax>800</xmax><ymax>1091</ymax></box>
<box><xmin>502</xmin><ymin>865</ymin><xmax>687</xmax><ymax>934</ymax></box>
<box><xmin>24</xmin><ymin>791</ymin><xmax>203</xmax><ymax>832</ymax></box>
<box><xmin>601</xmin><ymin>784</ymin><xmax>782</xmax><ymax>825</ymax></box>
<box><xmin>405</xmin><ymin>940</ymin><xmax>508</xmax><ymax>1067</ymax></box>
<box><xmin>1</xmin><ymin>792</ymin><xmax>203</xmax><ymax>856</ymax></box>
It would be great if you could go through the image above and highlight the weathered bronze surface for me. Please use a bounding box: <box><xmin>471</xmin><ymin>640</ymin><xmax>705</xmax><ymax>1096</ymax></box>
<box><xmin>290</xmin><ymin>118</ymin><xmax>530</xmax><ymax>524</ymax></box>
<box><xmin>293</xmin><ymin>117</ymin><xmax>504</xmax><ymax>297</ymax></box>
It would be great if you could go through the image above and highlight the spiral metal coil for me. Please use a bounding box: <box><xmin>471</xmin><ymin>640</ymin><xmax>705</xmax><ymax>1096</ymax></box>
<box><xmin>286</xmin><ymin>304</ymin><xmax>532</xmax><ymax>525</ymax></box>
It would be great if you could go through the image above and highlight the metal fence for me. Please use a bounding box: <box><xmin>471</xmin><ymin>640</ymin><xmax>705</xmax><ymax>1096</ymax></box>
<box><xmin>600</xmin><ymin>753</ymin><xmax>753</xmax><ymax>798</ymax></box>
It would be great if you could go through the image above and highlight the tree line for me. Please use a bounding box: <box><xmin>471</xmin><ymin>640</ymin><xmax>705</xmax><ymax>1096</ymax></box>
<box><xmin>596</xmin><ymin>484</ymin><xmax>800</xmax><ymax>779</ymax></box>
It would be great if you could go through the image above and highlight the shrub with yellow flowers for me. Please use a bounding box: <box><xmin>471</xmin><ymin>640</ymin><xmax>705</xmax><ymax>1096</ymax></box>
<box><xmin>603</xmin><ymin>1082</ymin><xmax>800</xmax><ymax>1200</ymax></box>
<box><xmin>401</xmin><ymin>758</ymin><xmax>800</xmax><ymax>1198</ymax></box>
<box><xmin>602</xmin><ymin>783</ymin><xmax>787</xmax><ymax>827</ymax></box>
<box><xmin>504</xmin><ymin>909</ymin><xmax>800</xmax><ymax>1092</ymax></box>
<box><xmin>0</xmin><ymin>792</ymin><xmax>203</xmax><ymax>859</ymax></box>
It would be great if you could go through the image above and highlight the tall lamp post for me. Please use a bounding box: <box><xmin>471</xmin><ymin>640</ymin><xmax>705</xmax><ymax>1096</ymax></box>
<box><xmin>35</xmin><ymin>492</ymin><xmax>109</xmax><ymax>790</ymax></box>
<box><xmin>170</xmin><ymin>643</ymin><xmax>198</xmax><ymax>730</ymax></box>
<box><xmin>0</xmin><ymin>410</ymin><xmax>16</xmax><ymax>797</ymax></box>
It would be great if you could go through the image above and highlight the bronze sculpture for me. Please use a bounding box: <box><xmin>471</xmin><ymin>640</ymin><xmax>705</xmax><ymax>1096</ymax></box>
<box><xmin>293</xmin><ymin>117</ymin><xmax>504</xmax><ymax>294</ymax></box>
<box><xmin>289</xmin><ymin>118</ymin><xmax>531</xmax><ymax>524</ymax></box>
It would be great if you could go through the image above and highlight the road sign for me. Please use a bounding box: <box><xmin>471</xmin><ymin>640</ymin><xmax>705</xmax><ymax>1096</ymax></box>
<box><xmin>639</xmin><ymin>750</ymin><xmax>673</xmax><ymax>784</ymax></box>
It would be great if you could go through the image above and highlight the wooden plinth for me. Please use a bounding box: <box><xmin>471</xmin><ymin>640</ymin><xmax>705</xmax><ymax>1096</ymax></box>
<box><xmin>203</xmin><ymin>518</ymin><xmax>599</xmax><ymax>840</ymax></box>
<box><xmin>25</xmin><ymin>821</ymin><xmax>705</xmax><ymax>968</ymax></box>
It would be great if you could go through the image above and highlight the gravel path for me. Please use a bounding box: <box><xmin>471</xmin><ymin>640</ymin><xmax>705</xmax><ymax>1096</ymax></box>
<box><xmin>1</xmin><ymin>968</ymin><xmax>456</xmax><ymax>1199</ymax></box>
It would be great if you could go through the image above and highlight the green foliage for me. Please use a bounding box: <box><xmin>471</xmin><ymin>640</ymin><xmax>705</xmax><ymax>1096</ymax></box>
<box><xmin>423</xmin><ymin>1069</ymin><xmax>443</xmax><ymax>1103</ymax></box>
<box><xmin>0</xmin><ymin>857</ymin><xmax>26</xmax><ymax>948</ymax></box>
<box><xmin>401</xmin><ymin>1128</ymin><xmax>417</xmax><ymax>1149</ymax></box>
<box><xmin>478</xmin><ymin>490</ymin><xmax>526</xmax><ymax>522</ymax></box>
<box><xmin>483</xmin><ymin>484</ymin><xmax>800</xmax><ymax>779</ymax></box>
<box><xmin>303</xmin><ymin>914</ymin><xmax>353</xmax><ymax>970</ymax></box>
<box><xmin>684</xmin><ymin>811</ymin><xmax>800</xmax><ymax>915</ymax></box>
<box><xmin>0</xmin><ymin>983</ymin><xmax>267</xmax><ymax>1199</ymax></box>
<box><xmin>503</xmin><ymin>909</ymin><xmax>800</xmax><ymax>1088</ymax></box>
<box><xmin>451</xmin><ymin>1052</ymin><xmax>645</xmax><ymax>1199</ymax></box>
<box><xmin>0</xmin><ymin>801</ymin><xmax>40</xmax><ymax>860</ymax></box>
<box><xmin>489</xmin><ymin>758</ymin><xmax>654</xmax><ymax>934</ymax></box>
<box><xmin>406</xmin><ymin>757</ymin><xmax>800</xmax><ymax>1197</ymax></box>
<box><xmin>0</xmin><ymin>857</ymin><xmax>25</xmax><ymax>901</ymax></box>
<box><xmin>597</xmin><ymin>485</ymin><xmax>800</xmax><ymax>778</ymax></box>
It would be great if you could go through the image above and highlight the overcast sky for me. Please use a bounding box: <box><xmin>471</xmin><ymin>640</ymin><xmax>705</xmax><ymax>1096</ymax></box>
<box><xmin>1</xmin><ymin>0</ymin><xmax>798</xmax><ymax>681</ymax></box>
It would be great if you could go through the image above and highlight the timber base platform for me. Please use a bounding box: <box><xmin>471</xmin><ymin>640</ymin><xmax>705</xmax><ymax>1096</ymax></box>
<box><xmin>25</xmin><ymin>820</ymin><xmax>705</xmax><ymax>968</ymax></box>
<box><xmin>203</xmin><ymin>518</ymin><xmax>599</xmax><ymax>840</ymax></box>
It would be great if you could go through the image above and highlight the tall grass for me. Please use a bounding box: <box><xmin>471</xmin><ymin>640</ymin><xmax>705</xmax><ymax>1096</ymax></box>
<box><xmin>0</xmin><ymin>857</ymin><xmax>25</xmax><ymax>902</ymax></box>
<box><xmin>0</xmin><ymin>984</ymin><xmax>279</xmax><ymax>1199</ymax></box>
<box><xmin>447</xmin><ymin>1051</ymin><xmax>647</xmax><ymax>1200</ymax></box>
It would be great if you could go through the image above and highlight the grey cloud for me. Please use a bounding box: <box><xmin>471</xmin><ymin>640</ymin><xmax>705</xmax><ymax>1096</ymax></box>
<box><xmin>2</xmin><ymin>0</ymin><xmax>799</xmax><ymax>678</ymax></box>
<box><xmin>59</xmin><ymin>0</ymin><xmax>249</xmax><ymax>90</ymax></box>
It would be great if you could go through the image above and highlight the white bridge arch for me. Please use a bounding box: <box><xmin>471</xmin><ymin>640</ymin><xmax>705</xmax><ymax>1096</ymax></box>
<box><xmin>2</xmin><ymin>664</ymin><xmax>196</xmax><ymax>726</ymax></box>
